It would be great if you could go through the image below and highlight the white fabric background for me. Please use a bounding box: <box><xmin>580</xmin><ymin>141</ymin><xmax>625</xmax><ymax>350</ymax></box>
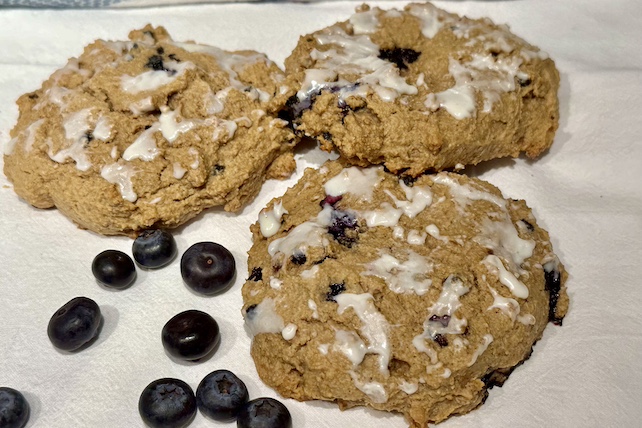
<box><xmin>0</xmin><ymin>1</ymin><xmax>640</xmax><ymax>427</ymax></box>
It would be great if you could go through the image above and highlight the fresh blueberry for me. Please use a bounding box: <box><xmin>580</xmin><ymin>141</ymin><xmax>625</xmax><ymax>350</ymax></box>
<box><xmin>237</xmin><ymin>397</ymin><xmax>292</xmax><ymax>428</ymax></box>
<box><xmin>162</xmin><ymin>310</ymin><xmax>220</xmax><ymax>361</ymax></box>
<box><xmin>180</xmin><ymin>242</ymin><xmax>236</xmax><ymax>295</ymax></box>
<box><xmin>196</xmin><ymin>370</ymin><xmax>249</xmax><ymax>422</ymax></box>
<box><xmin>139</xmin><ymin>378</ymin><xmax>196</xmax><ymax>428</ymax></box>
<box><xmin>133</xmin><ymin>230</ymin><xmax>177</xmax><ymax>269</ymax></box>
<box><xmin>47</xmin><ymin>297</ymin><xmax>102</xmax><ymax>351</ymax></box>
<box><xmin>92</xmin><ymin>250</ymin><xmax>136</xmax><ymax>289</ymax></box>
<box><xmin>0</xmin><ymin>387</ymin><xmax>30</xmax><ymax>428</ymax></box>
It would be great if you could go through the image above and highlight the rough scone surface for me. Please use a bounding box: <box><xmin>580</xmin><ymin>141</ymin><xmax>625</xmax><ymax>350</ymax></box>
<box><xmin>278</xmin><ymin>3</ymin><xmax>560</xmax><ymax>175</ymax></box>
<box><xmin>3</xmin><ymin>25</ymin><xmax>296</xmax><ymax>236</ymax></box>
<box><xmin>242</xmin><ymin>160</ymin><xmax>568</xmax><ymax>427</ymax></box>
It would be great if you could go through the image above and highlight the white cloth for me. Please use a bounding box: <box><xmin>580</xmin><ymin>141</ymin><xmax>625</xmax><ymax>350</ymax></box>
<box><xmin>0</xmin><ymin>1</ymin><xmax>640</xmax><ymax>427</ymax></box>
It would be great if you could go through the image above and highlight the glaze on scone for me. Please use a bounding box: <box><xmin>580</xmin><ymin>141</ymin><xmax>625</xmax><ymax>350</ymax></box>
<box><xmin>3</xmin><ymin>25</ymin><xmax>296</xmax><ymax>235</ymax></box>
<box><xmin>278</xmin><ymin>3</ymin><xmax>560</xmax><ymax>175</ymax></box>
<box><xmin>241</xmin><ymin>160</ymin><xmax>568</xmax><ymax>427</ymax></box>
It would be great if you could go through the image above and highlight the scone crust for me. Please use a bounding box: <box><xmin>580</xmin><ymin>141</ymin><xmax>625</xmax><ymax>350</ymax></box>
<box><xmin>278</xmin><ymin>3</ymin><xmax>560</xmax><ymax>175</ymax></box>
<box><xmin>4</xmin><ymin>25</ymin><xmax>296</xmax><ymax>236</ymax></box>
<box><xmin>242</xmin><ymin>160</ymin><xmax>568</xmax><ymax>427</ymax></box>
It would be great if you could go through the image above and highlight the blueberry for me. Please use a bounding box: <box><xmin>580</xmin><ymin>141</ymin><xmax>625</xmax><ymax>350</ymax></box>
<box><xmin>237</xmin><ymin>398</ymin><xmax>292</xmax><ymax>428</ymax></box>
<box><xmin>328</xmin><ymin>210</ymin><xmax>359</xmax><ymax>247</ymax></box>
<box><xmin>162</xmin><ymin>310</ymin><xmax>220</xmax><ymax>361</ymax></box>
<box><xmin>544</xmin><ymin>264</ymin><xmax>564</xmax><ymax>325</ymax></box>
<box><xmin>378</xmin><ymin>48</ymin><xmax>421</xmax><ymax>70</ymax></box>
<box><xmin>133</xmin><ymin>230</ymin><xmax>177</xmax><ymax>269</ymax></box>
<box><xmin>181</xmin><ymin>242</ymin><xmax>236</xmax><ymax>295</ymax></box>
<box><xmin>325</xmin><ymin>282</ymin><xmax>346</xmax><ymax>302</ymax></box>
<box><xmin>92</xmin><ymin>250</ymin><xmax>136</xmax><ymax>289</ymax></box>
<box><xmin>196</xmin><ymin>370</ymin><xmax>249</xmax><ymax>422</ymax></box>
<box><xmin>290</xmin><ymin>253</ymin><xmax>306</xmax><ymax>265</ymax></box>
<box><xmin>0</xmin><ymin>387</ymin><xmax>30</xmax><ymax>428</ymax></box>
<box><xmin>145</xmin><ymin>54</ymin><xmax>167</xmax><ymax>72</ymax></box>
<box><xmin>248</xmin><ymin>267</ymin><xmax>262</xmax><ymax>282</ymax></box>
<box><xmin>47</xmin><ymin>297</ymin><xmax>102</xmax><ymax>351</ymax></box>
<box><xmin>139</xmin><ymin>378</ymin><xmax>196</xmax><ymax>428</ymax></box>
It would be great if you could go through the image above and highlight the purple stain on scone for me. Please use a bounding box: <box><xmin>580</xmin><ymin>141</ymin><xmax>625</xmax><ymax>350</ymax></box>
<box><xmin>320</xmin><ymin>195</ymin><xmax>342</xmax><ymax>208</ymax></box>
<box><xmin>429</xmin><ymin>314</ymin><xmax>451</xmax><ymax>327</ymax></box>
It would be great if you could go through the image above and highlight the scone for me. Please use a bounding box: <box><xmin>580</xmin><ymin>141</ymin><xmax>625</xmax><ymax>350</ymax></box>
<box><xmin>241</xmin><ymin>160</ymin><xmax>568</xmax><ymax>427</ymax></box>
<box><xmin>278</xmin><ymin>3</ymin><xmax>560</xmax><ymax>175</ymax></box>
<box><xmin>3</xmin><ymin>25</ymin><xmax>297</xmax><ymax>236</ymax></box>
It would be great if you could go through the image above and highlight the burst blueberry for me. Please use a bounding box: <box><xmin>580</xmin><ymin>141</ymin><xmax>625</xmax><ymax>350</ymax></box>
<box><xmin>139</xmin><ymin>378</ymin><xmax>196</xmax><ymax>428</ymax></box>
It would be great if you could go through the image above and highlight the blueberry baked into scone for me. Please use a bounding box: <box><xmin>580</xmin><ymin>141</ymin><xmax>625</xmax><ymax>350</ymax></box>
<box><xmin>278</xmin><ymin>2</ymin><xmax>560</xmax><ymax>175</ymax></box>
<box><xmin>3</xmin><ymin>25</ymin><xmax>297</xmax><ymax>236</ymax></box>
<box><xmin>242</xmin><ymin>160</ymin><xmax>568</xmax><ymax>427</ymax></box>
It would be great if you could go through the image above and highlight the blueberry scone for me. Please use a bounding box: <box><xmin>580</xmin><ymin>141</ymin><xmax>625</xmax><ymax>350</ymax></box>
<box><xmin>3</xmin><ymin>25</ymin><xmax>296</xmax><ymax>236</ymax></box>
<box><xmin>241</xmin><ymin>160</ymin><xmax>568</xmax><ymax>427</ymax></box>
<box><xmin>278</xmin><ymin>3</ymin><xmax>560</xmax><ymax>175</ymax></box>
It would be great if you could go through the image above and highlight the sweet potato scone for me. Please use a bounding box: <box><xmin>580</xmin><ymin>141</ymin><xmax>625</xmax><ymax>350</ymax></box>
<box><xmin>278</xmin><ymin>3</ymin><xmax>560</xmax><ymax>175</ymax></box>
<box><xmin>242</xmin><ymin>160</ymin><xmax>568</xmax><ymax>427</ymax></box>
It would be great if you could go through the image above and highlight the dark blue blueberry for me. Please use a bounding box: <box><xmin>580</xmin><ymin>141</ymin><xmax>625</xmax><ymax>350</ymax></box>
<box><xmin>248</xmin><ymin>267</ymin><xmax>262</xmax><ymax>282</ymax></box>
<box><xmin>162</xmin><ymin>310</ymin><xmax>220</xmax><ymax>361</ymax></box>
<box><xmin>211</xmin><ymin>164</ymin><xmax>225</xmax><ymax>176</ymax></box>
<box><xmin>401</xmin><ymin>175</ymin><xmax>417</xmax><ymax>187</ymax></box>
<box><xmin>433</xmin><ymin>334</ymin><xmax>448</xmax><ymax>347</ymax></box>
<box><xmin>520</xmin><ymin>219</ymin><xmax>535</xmax><ymax>232</ymax></box>
<box><xmin>196</xmin><ymin>370</ymin><xmax>249</xmax><ymax>422</ymax></box>
<box><xmin>181</xmin><ymin>242</ymin><xmax>236</xmax><ymax>295</ymax></box>
<box><xmin>237</xmin><ymin>397</ymin><xmax>292</xmax><ymax>428</ymax></box>
<box><xmin>378</xmin><ymin>48</ymin><xmax>421</xmax><ymax>70</ymax></box>
<box><xmin>47</xmin><ymin>297</ymin><xmax>102</xmax><ymax>351</ymax></box>
<box><xmin>92</xmin><ymin>249</ymin><xmax>136</xmax><ymax>289</ymax></box>
<box><xmin>145</xmin><ymin>55</ymin><xmax>166</xmax><ymax>71</ymax></box>
<box><xmin>133</xmin><ymin>229</ymin><xmax>177</xmax><ymax>269</ymax></box>
<box><xmin>245</xmin><ymin>305</ymin><xmax>257</xmax><ymax>316</ymax></box>
<box><xmin>139</xmin><ymin>378</ymin><xmax>196</xmax><ymax>428</ymax></box>
<box><xmin>290</xmin><ymin>253</ymin><xmax>307</xmax><ymax>265</ymax></box>
<box><xmin>0</xmin><ymin>387</ymin><xmax>30</xmax><ymax>428</ymax></box>
<box><xmin>544</xmin><ymin>265</ymin><xmax>564</xmax><ymax>325</ymax></box>
<box><xmin>328</xmin><ymin>210</ymin><xmax>359</xmax><ymax>247</ymax></box>
<box><xmin>326</xmin><ymin>282</ymin><xmax>346</xmax><ymax>302</ymax></box>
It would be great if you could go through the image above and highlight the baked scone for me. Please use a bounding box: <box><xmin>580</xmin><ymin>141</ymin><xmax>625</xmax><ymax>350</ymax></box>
<box><xmin>3</xmin><ymin>25</ymin><xmax>296</xmax><ymax>236</ymax></box>
<box><xmin>278</xmin><ymin>3</ymin><xmax>560</xmax><ymax>175</ymax></box>
<box><xmin>241</xmin><ymin>160</ymin><xmax>568</xmax><ymax>427</ymax></box>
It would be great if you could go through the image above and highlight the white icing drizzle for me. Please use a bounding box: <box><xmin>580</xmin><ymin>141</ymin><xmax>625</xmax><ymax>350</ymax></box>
<box><xmin>349</xmin><ymin>8</ymin><xmax>380</xmax><ymax>35</ymax></box>
<box><xmin>122</xmin><ymin>123</ymin><xmax>161</xmax><ymax>161</ymax></box>
<box><xmin>517</xmin><ymin>314</ymin><xmax>536</xmax><ymax>325</ymax></box>
<box><xmin>334</xmin><ymin>330</ymin><xmax>367</xmax><ymax>366</ymax></box>
<box><xmin>324</xmin><ymin>166</ymin><xmax>383</xmax><ymax>201</ymax></box>
<box><xmin>425</xmin><ymin>224</ymin><xmax>449</xmax><ymax>243</ymax></box>
<box><xmin>349</xmin><ymin>371</ymin><xmax>388</xmax><ymax>403</ymax></box>
<box><xmin>110</xmin><ymin>146</ymin><xmax>118</xmax><ymax>159</ymax></box>
<box><xmin>392</xmin><ymin>226</ymin><xmax>405</xmax><ymax>240</ymax></box>
<box><xmin>129</xmin><ymin>96</ymin><xmax>154</xmax><ymax>115</ymax></box>
<box><xmin>299</xmin><ymin>22</ymin><xmax>417</xmax><ymax>103</ymax></box>
<box><xmin>441</xmin><ymin>368</ymin><xmax>452</xmax><ymax>378</ymax></box>
<box><xmin>245</xmin><ymin>298</ymin><xmax>285</xmax><ymax>336</ymax></box>
<box><xmin>477</xmin><ymin>217</ymin><xmax>535</xmax><ymax>268</ymax></box>
<box><xmin>301</xmin><ymin>265</ymin><xmax>320</xmax><ymax>280</ymax></box>
<box><xmin>281</xmin><ymin>323</ymin><xmax>297</xmax><ymax>341</ymax></box>
<box><xmin>335</xmin><ymin>293</ymin><xmax>391</xmax><ymax>374</ymax></box>
<box><xmin>101</xmin><ymin>162</ymin><xmax>137</xmax><ymax>202</ymax></box>
<box><xmin>363</xmin><ymin>250</ymin><xmax>432</xmax><ymax>295</ymax></box>
<box><xmin>92</xmin><ymin>116</ymin><xmax>112</xmax><ymax>141</ymax></box>
<box><xmin>259</xmin><ymin>201</ymin><xmax>288</xmax><ymax>238</ymax></box>
<box><xmin>269</xmin><ymin>277</ymin><xmax>283</xmax><ymax>290</ymax></box>
<box><xmin>407</xmin><ymin>3</ymin><xmax>445</xmax><ymax>38</ymax></box>
<box><xmin>120</xmin><ymin>60</ymin><xmax>194</xmax><ymax>94</ymax></box>
<box><xmin>172</xmin><ymin>162</ymin><xmax>187</xmax><ymax>179</ymax></box>
<box><xmin>5</xmin><ymin>119</ymin><xmax>44</xmax><ymax>155</ymax></box>
<box><xmin>412</xmin><ymin>335</ymin><xmax>439</xmax><ymax>364</ymax></box>
<box><xmin>158</xmin><ymin>107</ymin><xmax>198</xmax><ymax>143</ymax></box>
<box><xmin>487</xmin><ymin>285</ymin><xmax>520</xmax><ymax>322</ymax></box>
<box><xmin>385</xmin><ymin>181</ymin><xmax>433</xmax><ymax>218</ymax></box>
<box><xmin>468</xmin><ymin>334</ymin><xmax>494</xmax><ymax>366</ymax></box>
<box><xmin>431</xmin><ymin>173</ymin><xmax>506</xmax><ymax>209</ymax></box>
<box><xmin>399</xmin><ymin>381</ymin><xmax>419</xmax><ymax>395</ymax></box>
<box><xmin>188</xmin><ymin>148</ymin><xmax>200</xmax><ymax>169</ymax></box>
<box><xmin>267</xmin><ymin>205</ymin><xmax>332</xmax><ymax>258</ymax></box>
<box><xmin>452</xmin><ymin>337</ymin><xmax>468</xmax><ymax>352</ymax></box>
<box><xmin>483</xmin><ymin>255</ymin><xmax>529</xmax><ymax>299</ymax></box>
<box><xmin>361</xmin><ymin>203</ymin><xmax>403</xmax><ymax>228</ymax></box>
<box><xmin>407</xmin><ymin>230</ymin><xmax>427</xmax><ymax>245</ymax></box>
<box><xmin>318</xmin><ymin>344</ymin><xmax>330</xmax><ymax>355</ymax></box>
<box><xmin>47</xmin><ymin>109</ymin><xmax>94</xmax><ymax>170</ymax></box>
<box><xmin>308</xmin><ymin>299</ymin><xmax>319</xmax><ymax>318</ymax></box>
